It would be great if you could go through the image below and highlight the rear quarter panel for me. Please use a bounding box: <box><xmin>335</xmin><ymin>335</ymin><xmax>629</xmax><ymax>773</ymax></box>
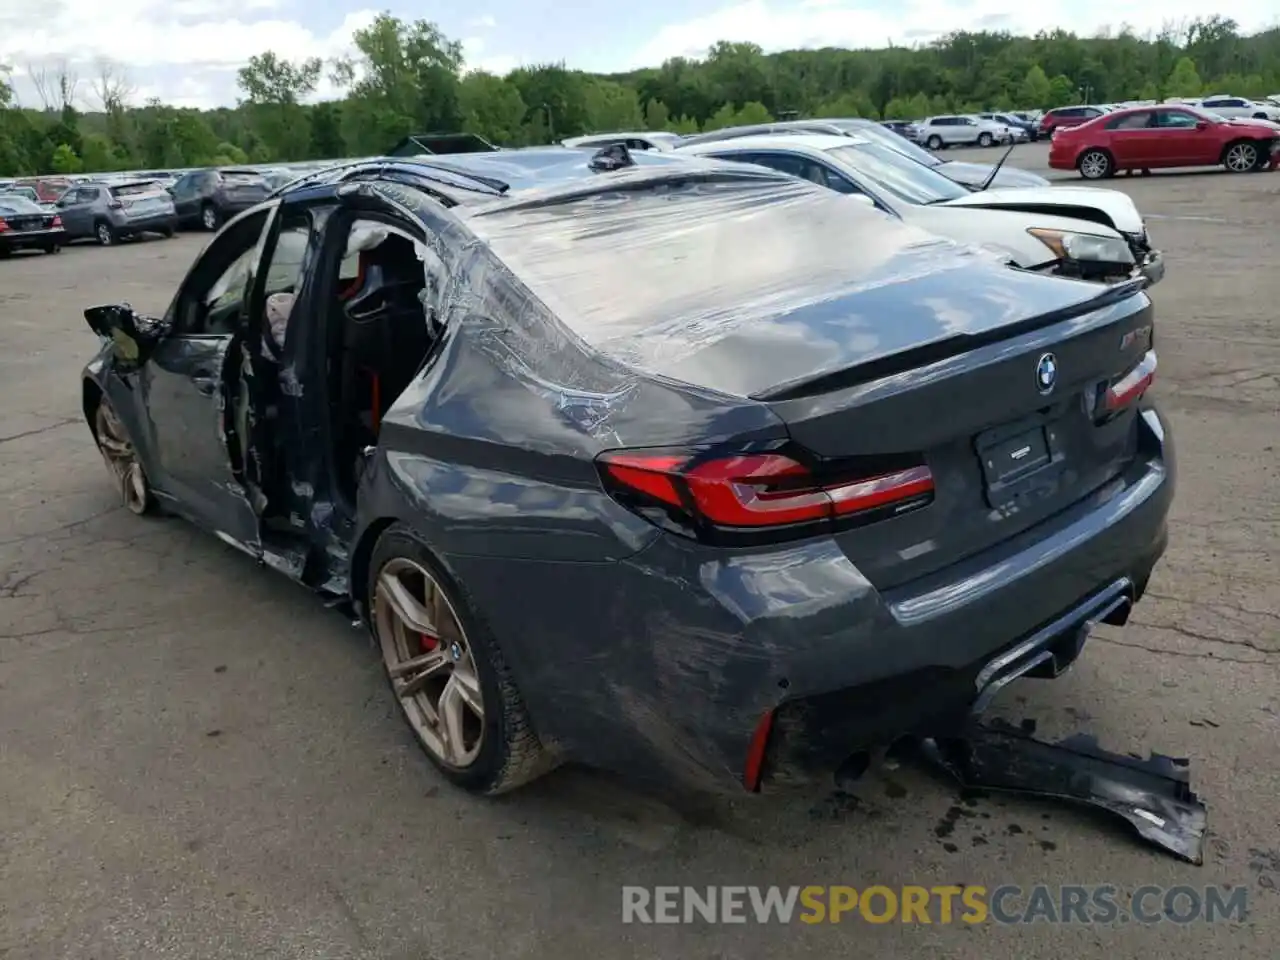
<box><xmin>355</xmin><ymin>247</ymin><xmax>785</xmax><ymax>566</ymax></box>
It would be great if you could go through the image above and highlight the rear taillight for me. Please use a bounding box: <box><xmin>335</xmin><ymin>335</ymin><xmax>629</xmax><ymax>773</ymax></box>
<box><xmin>51</xmin><ymin>215</ymin><xmax>62</xmax><ymax>227</ymax></box>
<box><xmin>108</xmin><ymin>200</ymin><xmax>123</xmax><ymax>209</ymax></box>
<box><xmin>0</xmin><ymin>217</ymin><xmax>8</xmax><ymax>232</ymax></box>
<box><xmin>596</xmin><ymin>449</ymin><xmax>934</xmax><ymax>537</ymax></box>
<box><xmin>1105</xmin><ymin>350</ymin><xmax>1156</xmax><ymax>411</ymax></box>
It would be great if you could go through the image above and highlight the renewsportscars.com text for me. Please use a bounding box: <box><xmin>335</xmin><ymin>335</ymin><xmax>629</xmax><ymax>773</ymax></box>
<box><xmin>621</xmin><ymin>884</ymin><xmax>1249</xmax><ymax>925</ymax></box>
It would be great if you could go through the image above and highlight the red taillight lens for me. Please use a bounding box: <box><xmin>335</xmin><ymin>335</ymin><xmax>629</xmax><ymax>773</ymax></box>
<box><xmin>51</xmin><ymin>215</ymin><xmax>62</xmax><ymax>227</ymax></box>
<box><xmin>1105</xmin><ymin>350</ymin><xmax>1156</xmax><ymax>411</ymax></box>
<box><xmin>597</xmin><ymin>449</ymin><xmax>934</xmax><ymax>533</ymax></box>
<box><xmin>0</xmin><ymin>217</ymin><xmax>8</xmax><ymax>232</ymax></box>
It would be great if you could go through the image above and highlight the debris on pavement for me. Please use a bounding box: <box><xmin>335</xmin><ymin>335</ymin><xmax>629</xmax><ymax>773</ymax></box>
<box><xmin>918</xmin><ymin>719</ymin><xmax>1207</xmax><ymax>864</ymax></box>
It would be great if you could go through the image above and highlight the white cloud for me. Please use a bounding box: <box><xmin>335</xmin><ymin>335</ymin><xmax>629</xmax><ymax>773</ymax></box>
<box><xmin>628</xmin><ymin>0</ymin><xmax>1280</xmax><ymax>67</ymax></box>
<box><xmin>0</xmin><ymin>2</ymin><xmax>368</xmax><ymax>70</ymax></box>
<box><xmin>0</xmin><ymin>1</ymin><xmax>523</xmax><ymax>109</ymax></box>
<box><xmin>0</xmin><ymin>1</ymin><xmax>377</xmax><ymax>109</ymax></box>
<box><xmin>460</xmin><ymin>36</ymin><xmax>523</xmax><ymax>77</ymax></box>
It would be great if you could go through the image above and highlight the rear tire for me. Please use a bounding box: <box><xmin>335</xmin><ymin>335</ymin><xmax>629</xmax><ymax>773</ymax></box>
<box><xmin>1078</xmin><ymin>148</ymin><xmax>1114</xmax><ymax>180</ymax></box>
<box><xmin>1223</xmin><ymin>140</ymin><xmax>1259</xmax><ymax>173</ymax></box>
<box><xmin>161</xmin><ymin>225</ymin><xmax>175</xmax><ymax>238</ymax></box>
<box><xmin>925</xmin><ymin>135</ymin><xmax>943</xmax><ymax>150</ymax></box>
<box><xmin>94</xmin><ymin>221</ymin><xmax>116</xmax><ymax>246</ymax></box>
<box><xmin>977</xmin><ymin>132</ymin><xmax>993</xmax><ymax>147</ymax></box>
<box><xmin>43</xmin><ymin>245</ymin><xmax>60</xmax><ymax>254</ymax></box>
<box><xmin>368</xmin><ymin>524</ymin><xmax>553</xmax><ymax>795</ymax></box>
<box><xmin>200</xmin><ymin>204</ymin><xmax>220</xmax><ymax>231</ymax></box>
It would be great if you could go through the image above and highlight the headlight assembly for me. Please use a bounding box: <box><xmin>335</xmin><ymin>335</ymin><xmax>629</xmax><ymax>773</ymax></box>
<box><xmin>1027</xmin><ymin>227</ymin><xmax>1135</xmax><ymax>264</ymax></box>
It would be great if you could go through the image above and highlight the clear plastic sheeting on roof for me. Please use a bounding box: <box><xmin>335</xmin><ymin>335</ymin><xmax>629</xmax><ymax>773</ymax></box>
<box><xmin>467</xmin><ymin>174</ymin><xmax>974</xmax><ymax>377</ymax></box>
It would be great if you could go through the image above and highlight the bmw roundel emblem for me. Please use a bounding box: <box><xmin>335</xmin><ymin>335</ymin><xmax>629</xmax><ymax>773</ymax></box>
<box><xmin>1035</xmin><ymin>352</ymin><xmax>1058</xmax><ymax>394</ymax></box>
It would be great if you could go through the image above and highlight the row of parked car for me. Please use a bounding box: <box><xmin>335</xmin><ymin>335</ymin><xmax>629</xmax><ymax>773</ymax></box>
<box><xmin>0</xmin><ymin>162</ymin><xmax>333</xmax><ymax>259</ymax></box>
<box><xmin>570</xmin><ymin>100</ymin><xmax>1279</xmax><ymax>182</ymax></box>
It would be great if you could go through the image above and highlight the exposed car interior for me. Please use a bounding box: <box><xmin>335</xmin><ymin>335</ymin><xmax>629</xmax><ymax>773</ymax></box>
<box><xmin>327</xmin><ymin>218</ymin><xmax>436</xmax><ymax>502</ymax></box>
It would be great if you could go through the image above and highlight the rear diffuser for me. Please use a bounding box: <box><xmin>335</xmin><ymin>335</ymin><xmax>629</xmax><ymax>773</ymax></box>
<box><xmin>920</xmin><ymin>719</ymin><xmax>1207</xmax><ymax>864</ymax></box>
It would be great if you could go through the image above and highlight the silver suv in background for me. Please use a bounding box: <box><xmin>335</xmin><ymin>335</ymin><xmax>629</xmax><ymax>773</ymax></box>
<box><xmin>1194</xmin><ymin>95</ymin><xmax>1280</xmax><ymax>122</ymax></box>
<box><xmin>916</xmin><ymin>115</ymin><xmax>1010</xmax><ymax>148</ymax></box>
<box><xmin>168</xmin><ymin>167</ymin><xmax>272</xmax><ymax>231</ymax></box>
<box><xmin>54</xmin><ymin>180</ymin><xmax>177</xmax><ymax>246</ymax></box>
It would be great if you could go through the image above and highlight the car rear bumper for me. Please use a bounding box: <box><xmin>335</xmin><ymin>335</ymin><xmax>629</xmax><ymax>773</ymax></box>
<box><xmin>220</xmin><ymin>199</ymin><xmax>267</xmax><ymax>215</ymax></box>
<box><xmin>441</xmin><ymin>406</ymin><xmax>1175</xmax><ymax>794</ymax></box>
<box><xmin>0</xmin><ymin>228</ymin><xmax>64</xmax><ymax>250</ymax></box>
<box><xmin>117</xmin><ymin>213</ymin><xmax>177</xmax><ymax>234</ymax></box>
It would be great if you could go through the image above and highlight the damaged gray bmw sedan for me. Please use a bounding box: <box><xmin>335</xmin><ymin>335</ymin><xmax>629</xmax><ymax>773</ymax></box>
<box><xmin>80</xmin><ymin>152</ymin><xmax>1173</xmax><ymax>798</ymax></box>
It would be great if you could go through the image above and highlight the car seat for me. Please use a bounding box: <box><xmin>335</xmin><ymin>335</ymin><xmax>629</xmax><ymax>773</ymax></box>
<box><xmin>336</xmin><ymin>232</ymin><xmax>431</xmax><ymax>461</ymax></box>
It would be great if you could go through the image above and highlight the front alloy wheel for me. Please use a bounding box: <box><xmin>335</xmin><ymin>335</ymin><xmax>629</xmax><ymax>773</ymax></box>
<box><xmin>369</xmin><ymin>526</ymin><xmax>552</xmax><ymax>794</ymax></box>
<box><xmin>95</xmin><ymin>222</ymin><xmax>115</xmax><ymax>246</ymax></box>
<box><xmin>977</xmin><ymin>132</ymin><xmax>993</xmax><ymax>147</ymax></box>
<box><xmin>1224</xmin><ymin>141</ymin><xmax>1259</xmax><ymax>173</ymax></box>
<box><xmin>201</xmin><ymin>205</ymin><xmax>219</xmax><ymax>231</ymax></box>
<box><xmin>94</xmin><ymin>399</ymin><xmax>152</xmax><ymax>514</ymax></box>
<box><xmin>926</xmin><ymin>135</ymin><xmax>943</xmax><ymax>150</ymax></box>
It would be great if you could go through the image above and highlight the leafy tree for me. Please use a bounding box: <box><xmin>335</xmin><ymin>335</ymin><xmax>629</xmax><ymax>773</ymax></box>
<box><xmin>643</xmin><ymin>98</ymin><xmax>670</xmax><ymax>131</ymax></box>
<box><xmin>583</xmin><ymin>79</ymin><xmax>644</xmax><ymax>131</ymax></box>
<box><xmin>1047</xmin><ymin>74</ymin><xmax>1077</xmax><ymax>107</ymax></box>
<box><xmin>79</xmin><ymin>133</ymin><xmax>117</xmax><ymax>172</ymax></box>
<box><xmin>308</xmin><ymin>102</ymin><xmax>346</xmax><ymax>159</ymax></box>
<box><xmin>813</xmin><ymin>91</ymin><xmax>878</xmax><ymax>119</ymax></box>
<box><xmin>702</xmin><ymin>102</ymin><xmax>739</xmax><ymax>131</ymax></box>
<box><xmin>458</xmin><ymin>71</ymin><xmax>526</xmax><ymax>144</ymax></box>
<box><xmin>332</xmin><ymin>14</ymin><xmax>464</xmax><ymax>154</ymax></box>
<box><xmin>236</xmin><ymin>51</ymin><xmax>321</xmax><ymax>160</ymax></box>
<box><xmin>668</xmin><ymin>114</ymin><xmax>701</xmax><ymax>134</ymax></box>
<box><xmin>50</xmin><ymin>143</ymin><xmax>82</xmax><ymax>173</ymax></box>
<box><xmin>1166</xmin><ymin>57</ymin><xmax>1203</xmax><ymax>98</ymax></box>
<box><xmin>733</xmin><ymin>101</ymin><xmax>773</xmax><ymax>125</ymax></box>
<box><xmin>1017</xmin><ymin>65</ymin><xmax>1052</xmax><ymax>107</ymax></box>
<box><xmin>508</xmin><ymin>64</ymin><xmax>592</xmax><ymax>140</ymax></box>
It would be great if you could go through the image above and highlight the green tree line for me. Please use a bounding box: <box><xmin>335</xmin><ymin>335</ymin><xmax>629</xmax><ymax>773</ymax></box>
<box><xmin>1</xmin><ymin>13</ymin><xmax>1277</xmax><ymax>176</ymax></box>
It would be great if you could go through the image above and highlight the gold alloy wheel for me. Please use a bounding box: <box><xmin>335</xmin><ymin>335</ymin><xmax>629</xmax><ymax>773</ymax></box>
<box><xmin>94</xmin><ymin>401</ymin><xmax>149</xmax><ymax>515</ymax></box>
<box><xmin>373</xmin><ymin>557</ymin><xmax>485</xmax><ymax>768</ymax></box>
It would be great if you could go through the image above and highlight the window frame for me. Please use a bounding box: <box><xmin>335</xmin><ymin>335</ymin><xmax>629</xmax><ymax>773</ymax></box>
<box><xmin>170</xmin><ymin>208</ymin><xmax>274</xmax><ymax>338</ymax></box>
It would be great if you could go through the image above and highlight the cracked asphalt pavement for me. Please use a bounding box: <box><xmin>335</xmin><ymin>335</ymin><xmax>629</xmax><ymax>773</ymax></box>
<box><xmin>1</xmin><ymin>146</ymin><xmax>1278</xmax><ymax>958</ymax></box>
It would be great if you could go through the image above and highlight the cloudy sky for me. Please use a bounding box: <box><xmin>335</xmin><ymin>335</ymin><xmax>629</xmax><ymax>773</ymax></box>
<box><xmin>1</xmin><ymin>0</ymin><xmax>1276</xmax><ymax>111</ymax></box>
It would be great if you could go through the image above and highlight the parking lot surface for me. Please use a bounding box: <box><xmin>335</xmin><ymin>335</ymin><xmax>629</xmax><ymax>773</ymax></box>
<box><xmin>2</xmin><ymin>143</ymin><xmax>1277</xmax><ymax>958</ymax></box>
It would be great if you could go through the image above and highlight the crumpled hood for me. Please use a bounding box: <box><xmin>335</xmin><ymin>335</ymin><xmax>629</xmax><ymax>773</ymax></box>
<box><xmin>935</xmin><ymin>160</ymin><xmax>1050</xmax><ymax>189</ymax></box>
<box><xmin>939</xmin><ymin>185</ymin><xmax>1145</xmax><ymax>234</ymax></box>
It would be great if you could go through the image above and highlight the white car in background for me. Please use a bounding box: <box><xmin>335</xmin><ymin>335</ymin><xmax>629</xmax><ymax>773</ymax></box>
<box><xmin>916</xmin><ymin>115</ymin><xmax>1011</xmax><ymax>148</ymax></box>
<box><xmin>561</xmin><ymin>132</ymin><xmax>682</xmax><ymax>152</ymax></box>
<box><xmin>676</xmin><ymin>134</ymin><xmax>1163</xmax><ymax>286</ymax></box>
<box><xmin>1194</xmin><ymin>95</ymin><xmax>1280</xmax><ymax>122</ymax></box>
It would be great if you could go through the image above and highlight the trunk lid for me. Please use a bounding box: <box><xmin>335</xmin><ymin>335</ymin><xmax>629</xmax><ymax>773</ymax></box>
<box><xmin>756</xmin><ymin>278</ymin><xmax>1155</xmax><ymax>590</ymax></box>
<box><xmin>4</xmin><ymin>214</ymin><xmax>47</xmax><ymax>232</ymax></box>
<box><xmin>220</xmin><ymin>173</ymin><xmax>270</xmax><ymax>202</ymax></box>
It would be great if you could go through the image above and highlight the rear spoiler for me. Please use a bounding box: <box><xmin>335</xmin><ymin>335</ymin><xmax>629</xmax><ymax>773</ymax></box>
<box><xmin>754</xmin><ymin>276</ymin><xmax>1149</xmax><ymax>402</ymax></box>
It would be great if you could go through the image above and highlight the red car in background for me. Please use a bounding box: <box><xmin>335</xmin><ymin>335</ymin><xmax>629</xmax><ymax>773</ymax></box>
<box><xmin>1038</xmin><ymin>105</ymin><xmax>1108</xmax><ymax>138</ymax></box>
<box><xmin>1050</xmin><ymin>104</ymin><xmax>1280</xmax><ymax>179</ymax></box>
<box><xmin>13</xmin><ymin>176</ymin><xmax>73</xmax><ymax>203</ymax></box>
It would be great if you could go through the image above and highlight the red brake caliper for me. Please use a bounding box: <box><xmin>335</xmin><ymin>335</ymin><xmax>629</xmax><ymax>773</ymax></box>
<box><xmin>420</xmin><ymin>631</ymin><xmax>439</xmax><ymax>652</ymax></box>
